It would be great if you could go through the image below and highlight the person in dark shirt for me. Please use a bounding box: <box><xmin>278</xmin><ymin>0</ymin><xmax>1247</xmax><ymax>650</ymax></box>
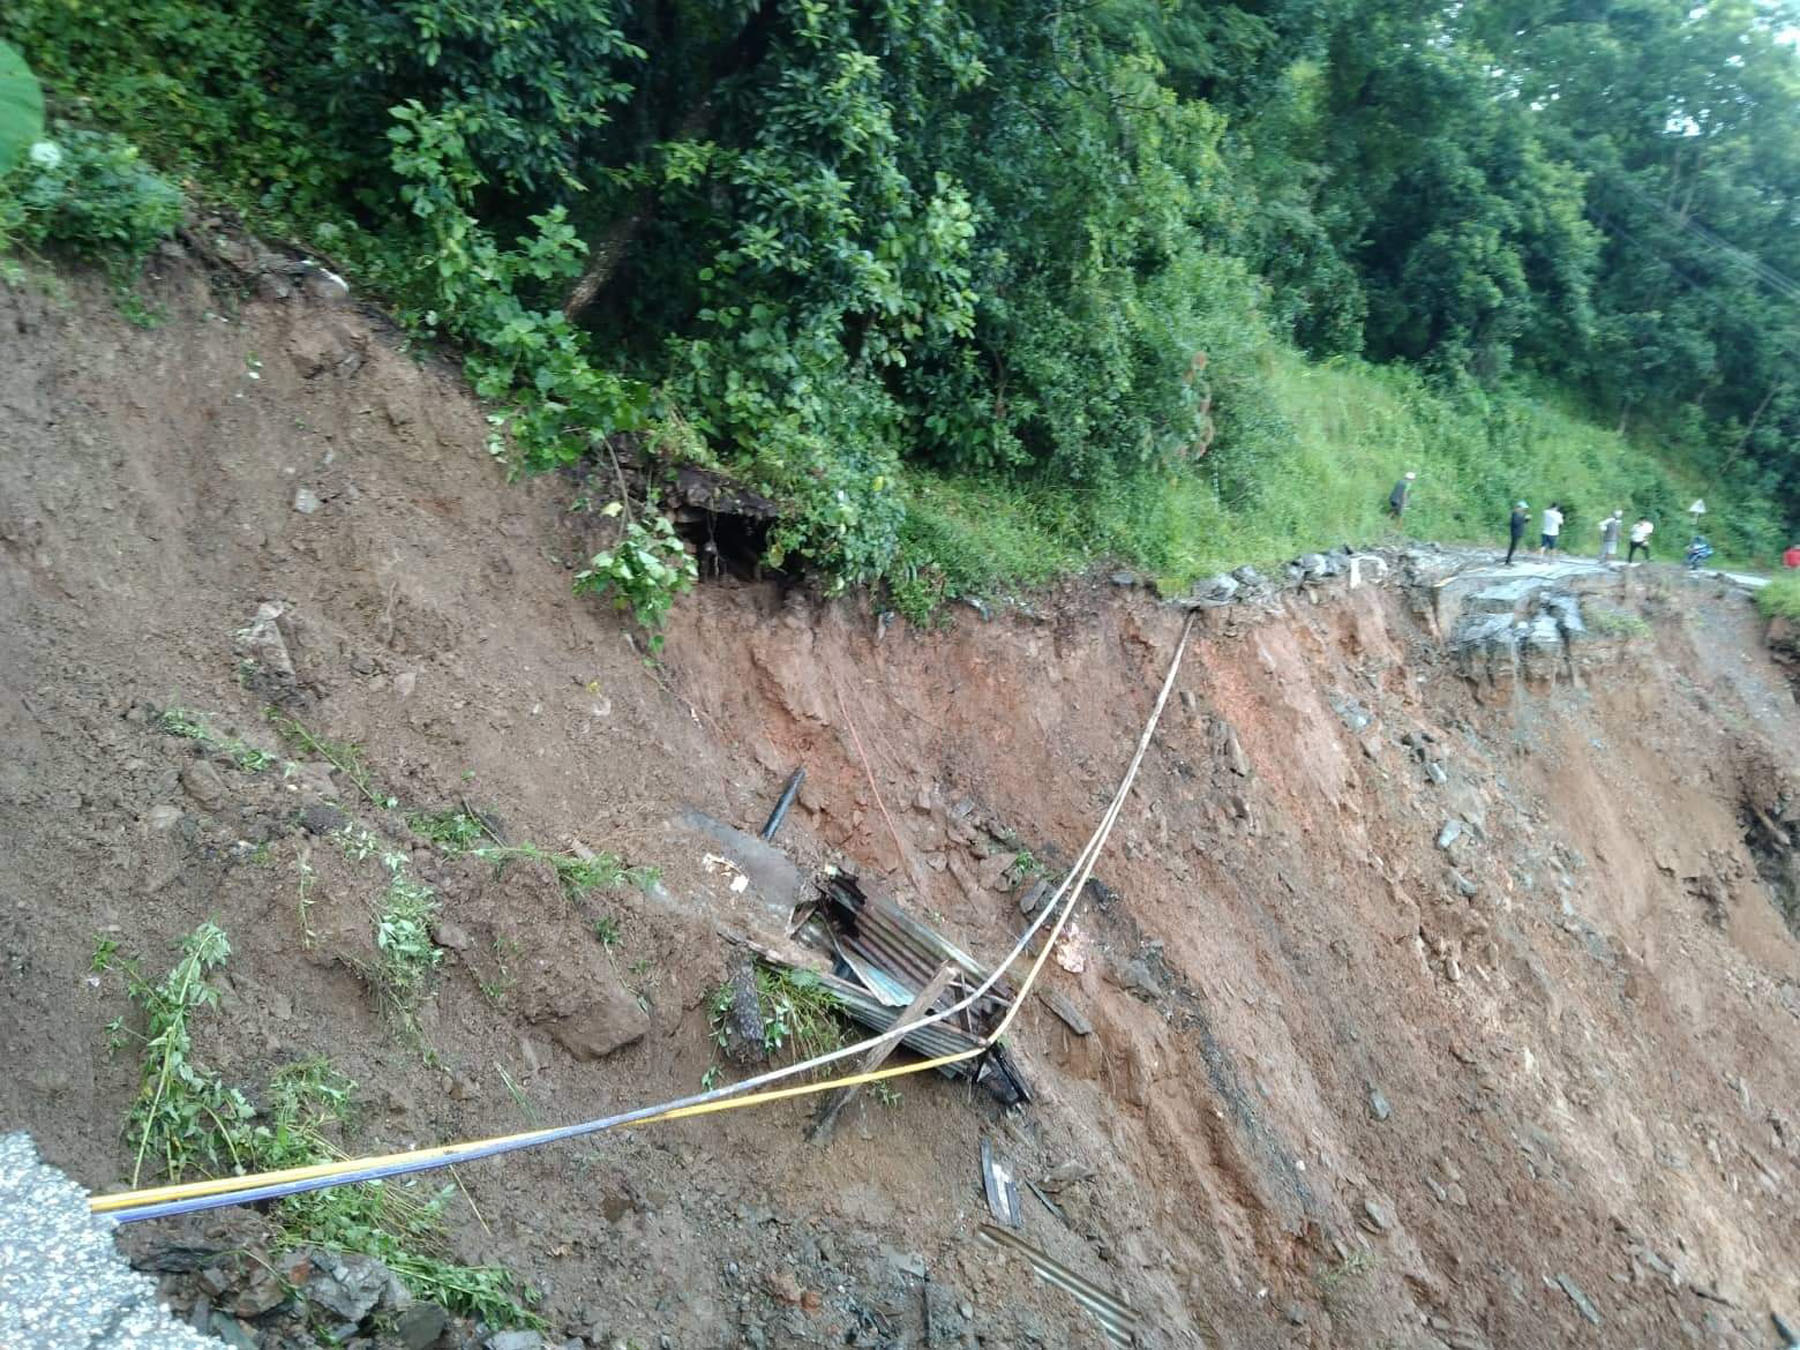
<box><xmin>1505</xmin><ymin>500</ymin><xmax>1528</xmax><ymax>565</ymax></box>
<box><xmin>1387</xmin><ymin>471</ymin><xmax>1417</xmax><ymax>522</ymax></box>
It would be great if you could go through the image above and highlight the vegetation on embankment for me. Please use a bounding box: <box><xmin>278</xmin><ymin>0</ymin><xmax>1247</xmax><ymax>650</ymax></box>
<box><xmin>3</xmin><ymin>0</ymin><xmax>1795</xmax><ymax>616</ymax></box>
<box><xmin>1758</xmin><ymin>572</ymin><xmax>1800</xmax><ymax>624</ymax></box>
<box><xmin>899</xmin><ymin>353</ymin><xmax>1732</xmax><ymax>605</ymax></box>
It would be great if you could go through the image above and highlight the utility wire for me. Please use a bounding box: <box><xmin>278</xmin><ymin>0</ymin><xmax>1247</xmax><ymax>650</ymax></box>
<box><xmin>93</xmin><ymin>613</ymin><xmax>1198</xmax><ymax>1224</ymax></box>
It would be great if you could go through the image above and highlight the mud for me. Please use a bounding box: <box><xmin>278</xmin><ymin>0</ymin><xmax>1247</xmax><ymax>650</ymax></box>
<box><xmin>2</xmin><ymin>251</ymin><xmax>1798</xmax><ymax>1349</ymax></box>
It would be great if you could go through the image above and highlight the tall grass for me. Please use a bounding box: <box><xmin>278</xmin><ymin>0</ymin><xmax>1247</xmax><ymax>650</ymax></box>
<box><xmin>1757</xmin><ymin>571</ymin><xmax>1800</xmax><ymax>622</ymax></box>
<box><xmin>894</xmin><ymin>348</ymin><xmax>1757</xmax><ymax>611</ymax></box>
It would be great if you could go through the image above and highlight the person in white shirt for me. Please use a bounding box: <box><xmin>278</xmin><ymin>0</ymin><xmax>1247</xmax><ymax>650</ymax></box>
<box><xmin>1539</xmin><ymin>502</ymin><xmax>1564</xmax><ymax>555</ymax></box>
<box><xmin>1627</xmin><ymin>516</ymin><xmax>1654</xmax><ymax>563</ymax></box>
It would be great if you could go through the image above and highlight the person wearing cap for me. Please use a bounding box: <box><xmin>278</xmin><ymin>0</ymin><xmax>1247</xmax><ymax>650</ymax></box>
<box><xmin>1505</xmin><ymin>500</ymin><xmax>1529</xmax><ymax>565</ymax></box>
<box><xmin>1627</xmin><ymin>516</ymin><xmax>1654</xmax><ymax>563</ymax></box>
<box><xmin>1598</xmin><ymin>509</ymin><xmax>1623</xmax><ymax>562</ymax></box>
<box><xmin>1387</xmin><ymin>471</ymin><xmax>1417</xmax><ymax>523</ymax></box>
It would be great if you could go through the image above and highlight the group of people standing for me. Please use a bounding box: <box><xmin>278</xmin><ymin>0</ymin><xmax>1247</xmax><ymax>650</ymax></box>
<box><xmin>1384</xmin><ymin>472</ymin><xmax>1652</xmax><ymax>568</ymax></box>
<box><xmin>1389</xmin><ymin>471</ymin><xmax>1800</xmax><ymax>572</ymax></box>
<box><xmin>1504</xmin><ymin>502</ymin><xmax>1652</xmax><ymax>566</ymax></box>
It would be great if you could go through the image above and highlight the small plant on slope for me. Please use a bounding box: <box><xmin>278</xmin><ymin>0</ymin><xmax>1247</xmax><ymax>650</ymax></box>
<box><xmin>153</xmin><ymin>704</ymin><xmax>278</xmax><ymax>771</ymax></box>
<box><xmin>268</xmin><ymin>708</ymin><xmax>392</xmax><ymax>807</ymax></box>
<box><xmin>708</xmin><ymin>964</ymin><xmax>846</xmax><ymax>1072</ymax></box>
<box><xmin>573</xmin><ymin>511</ymin><xmax>697</xmax><ymax>652</ymax></box>
<box><xmin>0</xmin><ymin>124</ymin><xmax>181</xmax><ymax>268</ymax></box>
<box><xmin>117</xmin><ymin>921</ymin><xmax>255</xmax><ymax>1186</ymax></box>
<box><xmin>471</xmin><ymin>840</ymin><xmax>659</xmax><ymax>900</ymax></box>
<box><xmin>109</xmin><ymin>932</ymin><xmax>542</xmax><ymax>1328</ymax></box>
<box><xmin>374</xmin><ymin>865</ymin><xmax>442</xmax><ymax>1021</ymax></box>
<box><xmin>256</xmin><ymin>1060</ymin><xmax>543</xmax><ymax>1329</ymax></box>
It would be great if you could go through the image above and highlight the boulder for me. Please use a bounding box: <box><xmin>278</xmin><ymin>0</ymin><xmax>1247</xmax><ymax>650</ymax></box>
<box><xmin>305</xmin><ymin>1253</ymin><xmax>391</xmax><ymax>1324</ymax></box>
<box><xmin>179</xmin><ymin>760</ymin><xmax>228</xmax><ymax>811</ymax></box>
<box><xmin>395</xmin><ymin>1303</ymin><xmax>451</xmax><ymax>1350</ymax></box>
<box><xmin>1191</xmin><ymin>573</ymin><xmax>1240</xmax><ymax>606</ymax></box>
<box><xmin>234</xmin><ymin>601</ymin><xmax>301</xmax><ymax>699</ymax></box>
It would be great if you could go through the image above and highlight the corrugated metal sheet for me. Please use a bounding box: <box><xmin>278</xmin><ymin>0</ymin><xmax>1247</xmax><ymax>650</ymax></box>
<box><xmin>977</xmin><ymin>1225</ymin><xmax>1142</xmax><ymax>1346</ymax></box>
<box><xmin>822</xmin><ymin>874</ymin><xmax>1014</xmax><ymax>1022</ymax></box>
<box><xmin>817</xmin><ymin>973</ymin><xmax>983</xmax><ymax>1072</ymax></box>
<box><xmin>762</xmin><ymin>872</ymin><xmax>1032</xmax><ymax>1104</ymax></box>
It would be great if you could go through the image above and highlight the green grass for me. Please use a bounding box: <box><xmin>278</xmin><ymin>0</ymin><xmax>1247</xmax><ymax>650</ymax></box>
<box><xmin>471</xmin><ymin>841</ymin><xmax>660</xmax><ymax>901</ymax></box>
<box><xmin>708</xmin><ymin>964</ymin><xmax>846</xmax><ymax>1070</ymax></box>
<box><xmin>408</xmin><ymin>808</ymin><xmax>489</xmax><ymax>850</ymax></box>
<box><xmin>115</xmin><ymin>922</ymin><xmax>256</xmax><ymax>1185</ymax></box>
<box><xmin>373</xmin><ymin>867</ymin><xmax>442</xmax><ymax>1020</ymax></box>
<box><xmin>107</xmin><ymin>930</ymin><xmax>541</xmax><ymax>1328</ymax></box>
<box><xmin>153</xmin><ymin>705</ymin><xmax>279</xmax><ymax>772</ymax></box>
<box><xmin>1586</xmin><ymin>606</ymin><xmax>1653</xmax><ymax>639</ymax></box>
<box><xmin>267</xmin><ymin>709</ymin><xmax>391</xmax><ymax>808</ymax></box>
<box><xmin>890</xmin><ymin>351</ymin><xmax>1763</xmax><ymax>614</ymax></box>
<box><xmin>1757</xmin><ymin>571</ymin><xmax>1800</xmax><ymax>622</ymax></box>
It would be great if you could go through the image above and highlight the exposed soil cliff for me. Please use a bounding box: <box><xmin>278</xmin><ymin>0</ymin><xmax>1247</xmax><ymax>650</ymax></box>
<box><xmin>3</xmin><ymin>251</ymin><xmax>1797</xmax><ymax>1349</ymax></box>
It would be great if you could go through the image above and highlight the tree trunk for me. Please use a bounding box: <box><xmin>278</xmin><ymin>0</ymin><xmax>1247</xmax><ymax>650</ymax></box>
<box><xmin>561</xmin><ymin>0</ymin><xmax>779</xmax><ymax>320</ymax></box>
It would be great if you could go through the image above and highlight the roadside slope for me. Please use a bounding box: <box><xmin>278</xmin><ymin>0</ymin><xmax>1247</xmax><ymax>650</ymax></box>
<box><xmin>2</xmin><ymin>255</ymin><xmax>1797</xmax><ymax>1349</ymax></box>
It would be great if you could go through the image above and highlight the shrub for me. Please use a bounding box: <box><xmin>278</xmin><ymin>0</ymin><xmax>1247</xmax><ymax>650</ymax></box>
<box><xmin>1</xmin><ymin>128</ymin><xmax>181</xmax><ymax>263</ymax></box>
<box><xmin>573</xmin><ymin>512</ymin><xmax>697</xmax><ymax>650</ymax></box>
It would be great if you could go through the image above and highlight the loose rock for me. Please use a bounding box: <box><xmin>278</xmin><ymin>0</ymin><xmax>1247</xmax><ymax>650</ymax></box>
<box><xmin>1041</xmin><ymin>1160</ymin><xmax>1094</xmax><ymax>1192</ymax></box>
<box><xmin>305</xmin><ymin>1253</ymin><xmax>390</xmax><ymax>1324</ymax></box>
<box><xmin>431</xmin><ymin>920</ymin><xmax>475</xmax><ymax>952</ymax></box>
<box><xmin>234</xmin><ymin>601</ymin><xmax>299</xmax><ymax>697</ymax></box>
<box><xmin>1105</xmin><ymin>956</ymin><xmax>1161</xmax><ymax>1000</ymax></box>
<box><xmin>1359</xmin><ymin>1195</ymin><xmax>1395</xmax><ymax>1234</ymax></box>
<box><xmin>764</xmin><ymin>1268</ymin><xmax>804</xmax><ymax>1305</ymax></box>
<box><xmin>230</xmin><ymin>1270</ymin><xmax>287</xmax><ymax>1318</ymax></box>
<box><xmin>1367</xmin><ymin>1084</ymin><xmax>1392</xmax><ymax>1122</ymax></box>
<box><xmin>208</xmin><ymin>1314</ymin><xmax>258</xmax><ymax>1350</ymax></box>
<box><xmin>293</xmin><ymin>487</ymin><xmax>323</xmax><ymax>515</ymax></box>
<box><xmin>1193</xmin><ymin>573</ymin><xmax>1240</xmax><ymax>605</ymax></box>
<box><xmin>1436</xmin><ymin>819</ymin><xmax>1463</xmax><ymax>850</ymax></box>
<box><xmin>299</xmin><ymin>803</ymin><xmax>346</xmax><ymax>835</ymax></box>
<box><xmin>1554</xmin><ymin>1274</ymin><xmax>1601</xmax><ymax>1326</ymax></box>
<box><xmin>179</xmin><ymin>761</ymin><xmax>229</xmax><ymax>811</ymax></box>
<box><xmin>300</xmin><ymin>264</ymin><xmax>351</xmax><ymax>304</ymax></box>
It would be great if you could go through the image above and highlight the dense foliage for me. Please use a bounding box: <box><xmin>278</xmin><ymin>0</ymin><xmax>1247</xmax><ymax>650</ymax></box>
<box><xmin>3</xmin><ymin>0</ymin><xmax>1796</xmax><ymax>587</ymax></box>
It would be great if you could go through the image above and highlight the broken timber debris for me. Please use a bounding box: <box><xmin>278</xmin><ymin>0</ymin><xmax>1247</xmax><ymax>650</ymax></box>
<box><xmin>1038</xmin><ymin>988</ymin><xmax>1093</xmax><ymax>1036</ymax></box>
<box><xmin>763</xmin><ymin>870</ymin><xmax>1031</xmax><ymax>1105</ymax></box>
<box><xmin>809</xmin><ymin>961</ymin><xmax>957</xmax><ymax>1143</ymax></box>
<box><xmin>980</xmin><ymin>1137</ymin><xmax>1022</xmax><ymax>1228</ymax></box>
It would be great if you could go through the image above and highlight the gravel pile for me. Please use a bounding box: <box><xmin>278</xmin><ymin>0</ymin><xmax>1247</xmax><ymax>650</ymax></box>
<box><xmin>0</xmin><ymin>1132</ymin><xmax>216</xmax><ymax>1348</ymax></box>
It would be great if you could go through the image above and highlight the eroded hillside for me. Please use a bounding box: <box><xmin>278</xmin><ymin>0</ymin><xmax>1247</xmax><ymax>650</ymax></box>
<box><xmin>3</xmin><ymin>254</ymin><xmax>1798</xmax><ymax>1349</ymax></box>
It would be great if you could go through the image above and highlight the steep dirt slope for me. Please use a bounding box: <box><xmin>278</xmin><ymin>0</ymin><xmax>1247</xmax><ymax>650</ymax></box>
<box><xmin>2</xmin><ymin>253</ymin><xmax>1798</xmax><ymax>1350</ymax></box>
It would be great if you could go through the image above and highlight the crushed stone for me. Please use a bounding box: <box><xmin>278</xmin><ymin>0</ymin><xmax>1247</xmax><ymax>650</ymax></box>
<box><xmin>0</xmin><ymin>1132</ymin><xmax>217</xmax><ymax>1348</ymax></box>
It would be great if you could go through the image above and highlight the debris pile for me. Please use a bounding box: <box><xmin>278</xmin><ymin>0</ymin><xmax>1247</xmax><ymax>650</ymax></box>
<box><xmin>783</xmin><ymin>872</ymin><xmax>1032</xmax><ymax>1106</ymax></box>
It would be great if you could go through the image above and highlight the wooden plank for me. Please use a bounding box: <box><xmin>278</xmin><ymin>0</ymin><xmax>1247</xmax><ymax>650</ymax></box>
<box><xmin>1038</xmin><ymin>988</ymin><xmax>1093</xmax><ymax>1036</ymax></box>
<box><xmin>809</xmin><ymin>960</ymin><xmax>958</xmax><ymax>1144</ymax></box>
